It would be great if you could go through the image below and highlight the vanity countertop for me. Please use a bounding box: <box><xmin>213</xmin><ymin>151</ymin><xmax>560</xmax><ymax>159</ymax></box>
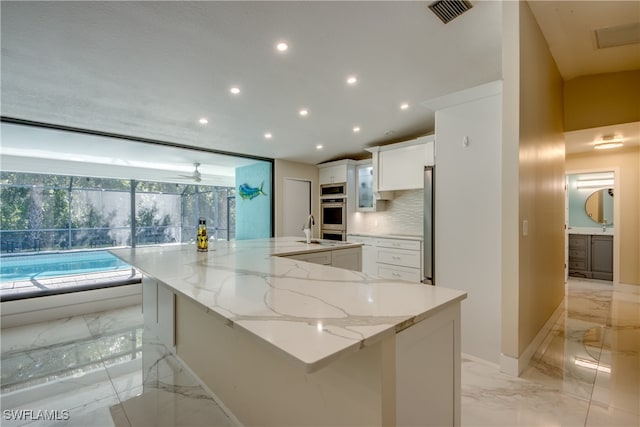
<box><xmin>568</xmin><ymin>227</ymin><xmax>614</xmax><ymax>236</ymax></box>
<box><xmin>111</xmin><ymin>237</ymin><xmax>465</xmax><ymax>372</ymax></box>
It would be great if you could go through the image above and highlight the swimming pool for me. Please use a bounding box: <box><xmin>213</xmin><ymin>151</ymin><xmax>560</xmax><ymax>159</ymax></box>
<box><xmin>0</xmin><ymin>251</ymin><xmax>132</xmax><ymax>283</ymax></box>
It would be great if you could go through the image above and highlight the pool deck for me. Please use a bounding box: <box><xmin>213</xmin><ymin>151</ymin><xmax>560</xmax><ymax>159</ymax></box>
<box><xmin>0</xmin><ymin>268</ymin><xmax>141</xmax><ymax>301</ymax></box>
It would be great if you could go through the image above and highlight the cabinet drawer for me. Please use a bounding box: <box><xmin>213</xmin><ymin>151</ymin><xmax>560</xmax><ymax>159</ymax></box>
<box><xmin>569</xmin><ymin>249</ymin><xmax>586</xmax><ymax>258</ymax></box>
<box><xmin>375</xmin><ymin>238</ymin><xmax>421</xmax><ymax>251</ymax></box>
<box><xmin>569</xmin><ymin>235</ymin><xmax>588</xmax><ymax>249</ymax></box>
<box><xmin>377</xmin><ymin>247</ymin><xmax>421</xmax><ymax>269</ymax></box>
<box><xmin>569</xmin><ymin>260</ymin><xmax>587</xmax><ymax>270</ymax></box>
<box><xmin>377</xmin><ymin>264</ymin><xmax>421</xmax><ymax>283</ymax></box>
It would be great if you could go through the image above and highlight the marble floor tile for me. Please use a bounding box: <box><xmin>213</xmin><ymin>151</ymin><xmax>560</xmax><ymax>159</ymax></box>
<box><xmin>586</xmin><ymin>402</ymin><xmax>640</xmax><ymax>427</ymax></box>
<box><xmin>1</xmin><ymin>316</ymin><xmax>93</xmax><ymax>354</ymax></box>
<box><xmin>2</xmin><ymin>277</ymin><xmax>638</xmax><ymax>427</ymax></box>
<box><xmin>462</xmin><ymin>358</ymin><xmax>590</xmax><ymax>426</ymax></box>
<box><xmin>119</xmin><ymin>388</ymin><xmax>235</xmax><ymax>427</ymax></box>
<box><xmin>84</xmin><ymin>305</ymin><xmax>143</xmax><ymax>336</ymax></box>
<box><xmin>1</xmin><ymin>367</ymin><xmax>119</xmax><ymax>427</ymax></box>
<box><xmin>462</xmin><ymin>278</ymin><xmax>640</xmax><ymax>427</ymax></box>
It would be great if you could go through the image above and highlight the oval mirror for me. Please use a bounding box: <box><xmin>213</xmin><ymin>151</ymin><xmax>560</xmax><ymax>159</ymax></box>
<box><xmin>584</xmin><ymin>188</ymin><xmax>613</xmax><ymax>225</ymax></box>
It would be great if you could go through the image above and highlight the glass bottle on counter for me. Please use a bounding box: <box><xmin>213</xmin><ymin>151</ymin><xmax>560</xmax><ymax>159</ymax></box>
<box><xmin>197</xmin><ymin>217</ymin><xmax>208</xmax><ymax>252</ymax></box>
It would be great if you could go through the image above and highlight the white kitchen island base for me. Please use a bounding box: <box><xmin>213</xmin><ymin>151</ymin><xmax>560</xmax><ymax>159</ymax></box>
<box><xmin>175</xmin><ymin>294</ymin><xmax>461</xmax><ymax>427</ymax></box>
<box><xmin>112</xmin><ymin>240</ymin><xmax>465</xmax><ymax>427</ymax></box>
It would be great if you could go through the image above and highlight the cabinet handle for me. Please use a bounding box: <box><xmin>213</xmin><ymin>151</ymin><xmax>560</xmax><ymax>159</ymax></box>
<box><xmin>392</xmin><ymin>256</ymin><xmax>401</xmax><ymax>260</ymax></box>
<box><xmin>392</xmin><ymin>272</ymin><xmax>401</xmax><ymax>277</ymax></box>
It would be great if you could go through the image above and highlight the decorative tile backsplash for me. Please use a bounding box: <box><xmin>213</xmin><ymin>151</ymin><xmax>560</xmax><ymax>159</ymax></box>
<box><xmin>349</xmin><ymin>189</ymin><xmax>423</xmax><ymax>235</ymax></box>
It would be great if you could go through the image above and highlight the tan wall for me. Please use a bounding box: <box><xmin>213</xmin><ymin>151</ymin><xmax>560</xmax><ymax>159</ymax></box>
<box><xmin>273</xmin><ymin>159</ymin><xmax>319</xmax><ymax>237</ymax></box>
<box><xmin>566</xmin><ymin>147</ymin><xmax>640</xmax><ymax>285</ymax></box>
<box><xmin>564</xmin><ymin>70</ymin><xmax>640</xmax><ymax>131</ymax></box>
<box><xmin>501</xmin><ymin>2</ymin><xmax>567</xmax><ymax>361</ymax></box>
<box><xmin>500</xmin><ymin>0</ymin><xmax>521</xmax><ymax>359</ymax></box>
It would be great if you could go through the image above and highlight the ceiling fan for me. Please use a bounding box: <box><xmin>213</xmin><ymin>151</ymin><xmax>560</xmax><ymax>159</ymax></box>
<box><xmin>174</xmin><ymin>162</ymin><xmax>202</xmax><ymax>182</ymax></box>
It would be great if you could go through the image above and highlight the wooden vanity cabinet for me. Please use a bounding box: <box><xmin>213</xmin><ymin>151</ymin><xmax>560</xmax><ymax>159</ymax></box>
<box><xmin>568</xmin><ymin>234</ymin><xmax>613</xmax><ymax>281</ymax></box>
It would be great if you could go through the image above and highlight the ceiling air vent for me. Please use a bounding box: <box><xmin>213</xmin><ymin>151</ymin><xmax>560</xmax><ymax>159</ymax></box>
<box><xmin>428</xmin><ymin>0</ymin><xmax>473</xmax><ymax>24</ymax></box>
<box><xmin>595</xmin><ymin>22</ymin><xmax>640</xmax><ymax>49</ymax></box>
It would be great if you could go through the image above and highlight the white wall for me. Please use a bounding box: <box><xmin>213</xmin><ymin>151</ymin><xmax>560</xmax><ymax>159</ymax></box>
<box><xmin>274</xmin><ymin>159</ymin><xmax>319</xmax><ymax>238</ymax></box>
<box><xmin>434</xmin><ymin>92</ymin><xmax>503</xmax><ymax>364</ymax></box>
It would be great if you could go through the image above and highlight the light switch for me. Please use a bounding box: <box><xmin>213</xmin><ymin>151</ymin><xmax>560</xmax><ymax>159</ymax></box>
<box><xmin>522</xmin><ymin>220</ymin><xmax>528</xmax><ymax>236</ymax></box>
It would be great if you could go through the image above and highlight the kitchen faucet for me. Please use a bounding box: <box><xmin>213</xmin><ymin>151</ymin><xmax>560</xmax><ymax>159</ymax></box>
<box><xmin>302</xmin><ymin>214</ymin><xmax>315</xmax><ymax>244</ymax></box>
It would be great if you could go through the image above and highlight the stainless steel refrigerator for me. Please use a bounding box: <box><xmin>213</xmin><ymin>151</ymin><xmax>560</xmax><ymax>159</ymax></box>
<box><xmin>423</xmin><ymin>166</ymin><xmax>435</xmax><ymax>285</ymax></box>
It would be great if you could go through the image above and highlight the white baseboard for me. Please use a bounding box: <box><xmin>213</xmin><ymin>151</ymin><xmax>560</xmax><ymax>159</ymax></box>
<box><xmin>1</xmin><ymin>284</ymin><xmax>142</xmax><ymax>328</ymax></box>
<box><xmin>499</xmin><ymin>298</ymin><xmax>565</xmax><ymax>376</ymax></box>
<box><xmin>461</xmin><ymin>352</ymin><xmax>500</xmax><ymax>370</ymax></box>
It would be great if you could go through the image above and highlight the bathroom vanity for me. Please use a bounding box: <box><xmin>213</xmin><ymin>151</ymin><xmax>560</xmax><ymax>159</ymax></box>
<box><xmin>568</xmin><ymin>231</ymin><xmax>613</xmax><ymax>281</ymax></box>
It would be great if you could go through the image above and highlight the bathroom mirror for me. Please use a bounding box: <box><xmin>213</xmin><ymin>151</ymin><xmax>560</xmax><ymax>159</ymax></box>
<box><xmin>585</xmin><ymin>188</ymin><xmax>613</xmax><ymax>225</ymax></box>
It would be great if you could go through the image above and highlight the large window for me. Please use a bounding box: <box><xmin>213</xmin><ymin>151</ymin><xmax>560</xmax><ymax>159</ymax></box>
<box><xmin>0</xmin><ymin>121</ymin><xmax>273</xmax><ymax>301</ymax></box>
<box><xmin>0</xmin><ymin>172</ymin><xmax>237</xmax><ymax>252</ymax></box>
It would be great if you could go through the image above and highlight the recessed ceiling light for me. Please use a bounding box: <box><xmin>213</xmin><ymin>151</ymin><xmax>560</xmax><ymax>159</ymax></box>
<box><xmin>299</xmin><ymin>109</ymin><xmax>309</xmax><ymax>117</ymax></box>
<box><xmin>276</xmin><ymin>42</ymin><xmax>288</xmax><ymax>52</ymax></box>
<box><xmin>316</xmin><ymin>144</ymin><xmax>323</xmax><ymax>150</ymax></box>
<box><xmin>264</xmin><ymin>132</ymin><xmax>272</xmax><ymax>139</ymax></box>
<box><xmin>400</xmin><ymin>103</ymin><xmax>410</xmax><ymax>110</ymax></box>
<box><xmin>353</xmin><ymin>126</ymin><xmax>360</xmax><ymax>133</ymax></box>
<box><xmin>199</xmin><ymin>118</ymin><xmax>208</xmax><ymax>124</ymax></box>
<box><xmin>230</xmin><ymin>87</ymin><xmax>240</xmax><ymax>95</ymax></box>
<box><xmin>347</xmin><ymin>76</ymin><xmax>358</xmax><ymax>85</ymax></box>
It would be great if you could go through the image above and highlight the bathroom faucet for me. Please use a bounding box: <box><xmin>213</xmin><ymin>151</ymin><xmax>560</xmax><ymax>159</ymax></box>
<box><xmin>302</xmin><ymin>214</ymin><xmax>315</xmax><ymax>243</ymax></box>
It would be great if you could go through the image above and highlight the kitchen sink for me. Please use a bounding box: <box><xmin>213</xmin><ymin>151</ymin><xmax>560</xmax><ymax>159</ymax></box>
<box><xmin>296</xmin><ymin>239</ymin><xmax>334</xmax><ymax>245</ymax></box>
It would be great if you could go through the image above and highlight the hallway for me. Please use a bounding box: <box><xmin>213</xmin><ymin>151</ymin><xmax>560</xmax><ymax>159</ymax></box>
<box><xmin>462</xmin><ymin>278</ymin><xmax>639</xmax><ymax>426</ymax></box>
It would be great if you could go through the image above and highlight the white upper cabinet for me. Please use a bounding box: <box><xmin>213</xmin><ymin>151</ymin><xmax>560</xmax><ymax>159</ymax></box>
<box><xmin>366</xmin><ymin>135</ymin><xmax>435</xmax><ymax>194</ymax></box>
<box><xmin>318</xmin><ymin>163</ymin><xmax>348</xmax><ymax>185</ymax></box>
<box><xmin>355</xmin><ymin>161</ymin><xmax>385</xmax><ymax>211</ymax></box>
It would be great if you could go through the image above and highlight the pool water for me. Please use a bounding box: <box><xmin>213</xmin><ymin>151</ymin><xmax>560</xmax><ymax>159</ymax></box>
<box><xmin>0</xmin><ymin>251</ymin><xmax>132</xmax><ymax>283</ymax></box>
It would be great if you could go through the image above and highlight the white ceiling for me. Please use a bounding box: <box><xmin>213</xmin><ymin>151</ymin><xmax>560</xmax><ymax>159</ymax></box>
<box><xmin>0</xmin><ymin>1</ymin><xmax>501</xmax><ymax>165</ymax></box>
<box><xmin>0</xmin><ymin>1</ymin><xmax>638</xmax><ymax>170</ymax></box>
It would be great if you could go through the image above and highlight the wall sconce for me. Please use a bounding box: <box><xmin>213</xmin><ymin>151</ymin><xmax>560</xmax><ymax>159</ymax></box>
<box><xmin>594</xmin><ymin>135</ymin><xmax>624</xmax><ymax>150</ymax></box>
<box><xmin>576</xmin><ymin>178</ymin><xmax>614</xmax><ymax>189</ymax></box>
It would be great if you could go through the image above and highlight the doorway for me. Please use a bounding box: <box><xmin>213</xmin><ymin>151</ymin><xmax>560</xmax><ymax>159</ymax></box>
<box><xmin>565</xmin><ymin>169</ymin><xmax>619</xmax><ymax>283</ymax></box>
<box><xmin>282</xmin><ymin>178</ymin><xmax>311</xmax><ymax>238</ymax></box>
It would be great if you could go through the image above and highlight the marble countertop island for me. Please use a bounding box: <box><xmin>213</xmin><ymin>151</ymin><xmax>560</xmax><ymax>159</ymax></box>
<box><xmin>111</xmin><ymin>237</ymin><xmax>466</xmax><ymax>372</ymax></box>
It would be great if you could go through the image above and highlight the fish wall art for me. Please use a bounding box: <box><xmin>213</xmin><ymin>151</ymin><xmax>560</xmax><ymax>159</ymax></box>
<box><xmin>238</xmin><ymin>182</ymin><xmax>267</xmax><ymax>200</ymax></box>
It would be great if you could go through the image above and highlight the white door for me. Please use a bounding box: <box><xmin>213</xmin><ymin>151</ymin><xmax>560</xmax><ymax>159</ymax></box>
<box><xmin>282</xmin><ymin>178</ymin><xmax>311</xmax><ymax>238</ymax></box>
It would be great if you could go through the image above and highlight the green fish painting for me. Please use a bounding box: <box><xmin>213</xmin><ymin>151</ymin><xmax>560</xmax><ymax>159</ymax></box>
<box><xmin>239</xmin><ymin>182</ymin><xmax>266</xmax><ymax>200</ymax></box>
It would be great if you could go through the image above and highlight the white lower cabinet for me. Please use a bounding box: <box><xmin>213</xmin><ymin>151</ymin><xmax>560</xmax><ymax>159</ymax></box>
<box><xmin>349</xmin><ymin>235</ymin><xmax>423</xmax><ymax>282</ymax></box>
<box><xmin>377</xmin><ymin>247</ymin><xmax>421</xmax><ymax>269</ymax></box>
<box><xmin>142</xmin><ymin>277</ymin><xmax>175</xmax><ymax>348</ymax></box>
<box><xmin>377</xmin><ymin>263</ymin><xmax>421</xmax><ymax>282</ymax></box>
<box><xmin>347</xmin><ymin>235</ymin><xmax>377</xmax><ymax>275</ymax></box>
<box><xmin>331</xmin><ymin>247</ymin><xmax>362</xmax><ymax>271</ymax></box>
<box><xmin>282</xmin><ymin>247</ymin><xmax>362</xmax><ymax>271</ymax></box>
<box><xmin>286</xmin><ymin>251</ymin><xmax>332</xmax><ymax>265</ymax></box>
